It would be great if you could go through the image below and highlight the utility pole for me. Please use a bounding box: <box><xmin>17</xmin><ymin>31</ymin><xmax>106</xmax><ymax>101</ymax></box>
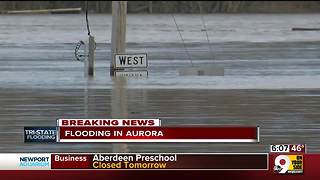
<box><xmin>148</xmin><ymin>1</ymin><xmax>153</xmax><ymax>13</ymax></box>
<box><xmin>111</xmin><ymin>1</ymin><xmax>129</xmax><ymax>153</ymax></box>
<box><xmin>110</xmin><ymin>1</ymin><xmax>127</xmax><ymax>76</ymax></box>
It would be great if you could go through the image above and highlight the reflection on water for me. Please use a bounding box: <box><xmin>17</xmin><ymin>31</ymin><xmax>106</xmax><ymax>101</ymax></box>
<box><xmin>111</xmin><ymin>77</ymin><xmax>129</xmax><ymax>152</ymax></box>
<box><xmin>0</xmin><ymin>88</ymin><xmax>319</xmax><ymax>152</ymax></box>
<box><xmin>0</xmin><ymin>14</ymin><xmax>320</xmax><ymax>153</ymax></box>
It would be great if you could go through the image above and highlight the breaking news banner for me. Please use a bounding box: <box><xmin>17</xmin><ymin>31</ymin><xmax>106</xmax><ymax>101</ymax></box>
<box><xmin>24</xmin><ymin>127</ymin><xmax>57</xmax><ymax>143</ymax></box>
<box><xmin>56</xmin><ymin>119</ymin><xmax>161</xmax><ymax>127</ymax></box>
<box><xmin>57</xmin><ymin>126</ymin><xmax>259</xmax><ymax>143</ymax></box>
<box><xmin>24</xmin><ymin>119</ymin><xmax>259</xmax><ymax>143</ymax></box>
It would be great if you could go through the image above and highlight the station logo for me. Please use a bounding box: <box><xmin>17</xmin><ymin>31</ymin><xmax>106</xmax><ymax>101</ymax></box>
<box><xmin>24</xmin><ymin>127</ymin><xmax>57</xmax><ymax>143</ymax></box>
<box><xmin>273</xmin><ymin>155</ymin><xmax>303</xmax><ymax>174</ymax></box>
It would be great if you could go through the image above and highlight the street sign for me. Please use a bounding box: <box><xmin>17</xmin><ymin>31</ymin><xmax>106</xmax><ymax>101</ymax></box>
<box><xmin>114</xmin><ymin>54</ymin><xmax>147</xmax><ymax>69</ymax></box>
<box><xmin>114</xmin><ymin>70</ymin><xmax>148</xmax><ymax>78</ymax></box>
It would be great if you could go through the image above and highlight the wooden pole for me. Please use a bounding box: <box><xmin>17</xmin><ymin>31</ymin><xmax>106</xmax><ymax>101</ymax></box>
<box><xmin>88</xmin><ymin>35</ymin><xmax>95</xmax><ymax>76</ymax></box>
<box><xmin>111</xmin><ymin>1</ymin><xmax>128</xmax><ymax>153</ymax></box>
<box><xmin>149</xmin><ymin>1</ymin><xmax>153</xmax><ymax>13</ymax></box>
<box><xmin>110</xmin><ymin>1</ymin><xmax>127</xmax><ymax>75</ymax></box>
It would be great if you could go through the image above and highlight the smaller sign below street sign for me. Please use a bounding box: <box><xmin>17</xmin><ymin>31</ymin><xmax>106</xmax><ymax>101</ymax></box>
<box><xmin>114</xmin><ymin>70</ymin><xmax>148</xmax><ymax>78</ymax></box>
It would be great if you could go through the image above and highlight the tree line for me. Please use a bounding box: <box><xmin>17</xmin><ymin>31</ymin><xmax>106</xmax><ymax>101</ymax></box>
<box><xmin>1</xmin><ymin>1</ymin><xmax>320</xmax><ymax>13</ymax></box>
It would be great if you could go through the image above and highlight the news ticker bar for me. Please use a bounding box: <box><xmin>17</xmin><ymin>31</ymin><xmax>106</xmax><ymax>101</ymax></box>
<box><xmin>0</xmin><ymin>153</ymin><xmax>268</xmax><ymax>170</ymax></box>
<box><xmin>24</xmin><ymin>119</ymin><xmax>259</xmax><ymax>143</ymax></box>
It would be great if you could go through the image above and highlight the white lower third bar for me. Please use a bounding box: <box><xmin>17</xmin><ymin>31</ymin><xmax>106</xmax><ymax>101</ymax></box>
<box><xmin>0</xmin><ymin>153</ymin><xmax>51</xmax><ymax>170</ymax></box>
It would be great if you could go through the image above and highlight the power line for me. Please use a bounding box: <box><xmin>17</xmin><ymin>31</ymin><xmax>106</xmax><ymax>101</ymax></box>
<box><xmin>198</xmin><ymin>2</ymin><xmax>214</xmax><ymax>59</ymax></box>
<box><xmin>86</xmin><ymin>1</ymin><xmax>91</xmax><ymax>36</ymax></box>
<box><xmin>171</xmin><ymin>14</ymin><xmax>193</xmax><ymax>66</ymax></box>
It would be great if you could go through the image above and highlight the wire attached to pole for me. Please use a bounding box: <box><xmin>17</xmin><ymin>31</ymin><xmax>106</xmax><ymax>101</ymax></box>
<box><xmin>172</xmin><ymin>14</ymin><xmax>193</xmax><ymax>67</ymax></box>
<box><xmin>198</xmin><ymin>2</ymin><xmax>214</xmax><ymax>59</ymax></box>
<box><xmin>86</xmin><ymin>1</ymin><xmax>91</xmax><ymax>36</ymax></box>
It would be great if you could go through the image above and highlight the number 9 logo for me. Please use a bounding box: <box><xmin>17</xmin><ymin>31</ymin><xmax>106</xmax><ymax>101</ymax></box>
<box><xmin>274</xmin><ymin>155</ymin><xmax>290</xmax><ymax>174</ymax></box>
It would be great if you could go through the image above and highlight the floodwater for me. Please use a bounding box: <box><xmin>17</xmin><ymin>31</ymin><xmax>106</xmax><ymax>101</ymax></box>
<box><xmin>0</xmin><ymin>14</ymin><xmax>320</xmax><ymax>152</ymax></box>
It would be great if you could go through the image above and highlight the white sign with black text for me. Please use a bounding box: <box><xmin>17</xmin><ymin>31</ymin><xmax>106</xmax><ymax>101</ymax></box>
<box><xmin>114</xmin><ymin>70</ymin><xmax>148</xmax><ymax>78</ymax></box>
<box><xmin>115</xmin><ymin>54</ymin><xmax>147</xmax><ymax>69</ymax></box>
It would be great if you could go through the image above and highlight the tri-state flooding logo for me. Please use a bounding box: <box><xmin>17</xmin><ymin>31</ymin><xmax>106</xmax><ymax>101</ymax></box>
<box><xmin>273</xmin><ymin>155</ymin><xmax>303</xmax><ymax>174</ymax></box>
<box><xmin>24</xmin><ymin>127</ymin><xmax>57</xmax><ymax>143</ymax></box>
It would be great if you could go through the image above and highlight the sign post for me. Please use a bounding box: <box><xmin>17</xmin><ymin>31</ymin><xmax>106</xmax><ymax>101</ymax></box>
<box><xmin>87</xmin><ymin>35</ymin><xmax>95</xmax><ymax>77</ymax></box>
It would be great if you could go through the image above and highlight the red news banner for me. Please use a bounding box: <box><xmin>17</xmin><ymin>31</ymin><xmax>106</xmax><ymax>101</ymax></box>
<box><xmin>57</xmin><ymin>119</ymin><xmax>259</xmax><ymax>143</ymax></box>
<box><xmin>51</xmin><ymin>153</ymin><xmax>268</xmax><ymax>170</ymax></box>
